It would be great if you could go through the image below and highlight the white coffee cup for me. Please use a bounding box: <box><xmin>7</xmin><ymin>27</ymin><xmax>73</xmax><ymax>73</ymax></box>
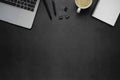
<box><xmin>75</xmin><ymin>0</ymin><xmax>93</xmax><ymax>13</ymax></box>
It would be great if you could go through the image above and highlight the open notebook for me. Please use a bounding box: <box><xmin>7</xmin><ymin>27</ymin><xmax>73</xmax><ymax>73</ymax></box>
<box><xmin>92</xmin><ymin>0</ymin><xmax>120</xmax><ymax>26</ymax></box>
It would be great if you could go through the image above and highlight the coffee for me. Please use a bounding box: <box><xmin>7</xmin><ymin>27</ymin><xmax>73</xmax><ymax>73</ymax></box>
<box><xmin>75</xmin><ymin>0</ymin><xmax>92</xmax><ymax>13</ymax></box>
<box><xmin>76</xmin><ymin>0</ymin><xmax>91</xmax><ymax>8</ymax></box>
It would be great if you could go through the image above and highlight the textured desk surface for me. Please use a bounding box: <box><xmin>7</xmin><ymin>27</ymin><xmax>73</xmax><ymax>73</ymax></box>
<box><xmin>0</xmin><ymin>0</ymin><xmax>120</xmax><ymax>80</ymax></box>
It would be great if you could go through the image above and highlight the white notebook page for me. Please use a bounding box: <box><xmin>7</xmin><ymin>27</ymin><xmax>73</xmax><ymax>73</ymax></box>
<box><xmin>92</xmin><ymin>0</ymin><xmax>120</xmax><ymax>26</ymax></box>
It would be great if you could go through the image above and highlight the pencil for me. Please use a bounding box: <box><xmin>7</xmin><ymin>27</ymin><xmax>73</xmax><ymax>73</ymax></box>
<box><xmin>52</xmin><ymin>0</ymin><xmax>56</xmax><ymax>16</ymax></box>
<box><xmin>43</xmin><ymin>0</ymin><xmax>52</xmax><ymax>20</ymax></box>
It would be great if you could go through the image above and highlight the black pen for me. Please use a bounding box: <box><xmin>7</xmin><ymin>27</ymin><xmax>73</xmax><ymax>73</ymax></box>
<box><xmin>43</xmin><ymin>0</ymin><xmax>52</xmax><ymax>20</ymax></box>
<box><xmin>52</xmin><ymin>0</ymin><xmax>56</xmax><ymax>16</ymax></box>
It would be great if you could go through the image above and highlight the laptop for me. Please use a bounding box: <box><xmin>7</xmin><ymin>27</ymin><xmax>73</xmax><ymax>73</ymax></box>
<box><xmin>0</xmin><ymin>0</ymin><xmax>40</xmax><ymax>29</ymax></box>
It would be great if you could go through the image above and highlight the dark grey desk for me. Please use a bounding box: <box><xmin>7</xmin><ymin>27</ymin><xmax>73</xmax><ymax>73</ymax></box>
<box><xmin>0</xmin><ymin>0</ymin><xmax>120</xmax><ymax>80</ymax></box>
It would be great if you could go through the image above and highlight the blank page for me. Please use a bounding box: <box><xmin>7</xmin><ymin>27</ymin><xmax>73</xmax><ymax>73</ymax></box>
<box><xmin>92</xmin><ymin>0</ymin><xmax>120</xmax><ymax>26</ymax></box>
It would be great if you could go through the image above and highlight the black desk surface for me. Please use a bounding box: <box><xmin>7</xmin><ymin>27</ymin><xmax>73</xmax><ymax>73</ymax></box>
<box><xmin>0</xmin><ymin>0</ymin><xmax>120</xmax><ymax>80</ymax></box>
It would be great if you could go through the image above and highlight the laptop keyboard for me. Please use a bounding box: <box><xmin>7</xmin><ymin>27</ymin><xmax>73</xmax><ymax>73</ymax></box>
<box><xmin>0</xmin><ymin>0</ymin><xmax>37</xmax><ymax>11</ymax></box>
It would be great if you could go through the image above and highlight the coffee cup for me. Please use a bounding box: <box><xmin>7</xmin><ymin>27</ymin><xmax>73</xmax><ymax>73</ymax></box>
<box><xmin>75</xmin><ymin>0</ymin><xmax>93</xmax><ymax>13</ymax></box>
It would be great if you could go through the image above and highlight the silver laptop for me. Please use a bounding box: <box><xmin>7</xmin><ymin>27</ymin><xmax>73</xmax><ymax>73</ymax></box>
<box><xmin>0</xmin><ymin>0</ymin><xmax>40</xmax><ymax>29</ymax></box>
